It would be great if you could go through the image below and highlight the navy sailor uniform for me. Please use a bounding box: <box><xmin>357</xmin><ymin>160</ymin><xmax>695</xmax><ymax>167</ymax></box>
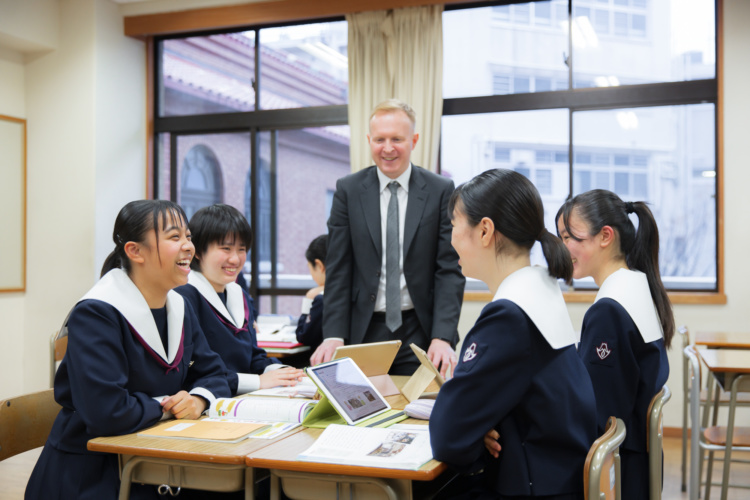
<box><xmin>25</xmin><ymin>269</ymin><xmax>231</xmax><ymax>500</ymax></box>
<box><xmin>579</xmin><ymin>268</ymin><xmax>669</xmax><ymax>499</ymax></box>
<box><xmin>430</xmin><ymin>266</ymin><xmax>597</xmax><ymax>499</ymax></box>
<box><xmin>295</xmin><ymin>293</ymin><xmax>324</xmax><ymax>351</ymax></box>
<box><xmin>176</xmin><ymin>271</ymin><xmax>281</xmax><ymax>396</ymax></box>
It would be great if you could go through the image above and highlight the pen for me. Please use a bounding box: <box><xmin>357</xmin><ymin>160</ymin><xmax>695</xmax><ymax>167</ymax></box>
<box><xmin>366</xmin><ymin>411</ymin><xmax>406</xmax><ymax>427</ymax></box>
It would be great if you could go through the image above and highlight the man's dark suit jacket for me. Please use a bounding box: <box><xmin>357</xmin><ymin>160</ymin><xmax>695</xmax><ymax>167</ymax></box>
<box><xmin>323</xmin><ymin>165</ymin><xmax>465</xmax><ymax>346</ymax></box>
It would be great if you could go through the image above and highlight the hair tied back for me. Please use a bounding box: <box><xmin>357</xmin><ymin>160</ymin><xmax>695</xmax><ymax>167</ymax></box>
<box><xmin>625</xmin><ymin>201</ymin><xmax>636</xmax><ymax>214</ymax></box>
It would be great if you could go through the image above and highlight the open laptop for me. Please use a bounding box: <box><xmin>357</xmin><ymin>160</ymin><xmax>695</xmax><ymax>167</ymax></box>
<box><xmin>332</xmin><ymin>340</ymin><xmax>401</xmax><ymax>396</ymax></box>
<box><xmin>305</xmin><ymin>357</ymin><xmax>392</xmax><ymax>426</ymax></box>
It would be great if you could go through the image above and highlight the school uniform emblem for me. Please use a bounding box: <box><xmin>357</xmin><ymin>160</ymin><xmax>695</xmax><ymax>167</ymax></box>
<box><xmin>463</xmin><ymin>342</ymin><xmax>478</xmax><ymax>362</ymax></box>
<box><xmin>596</xmin><ymin>342</ymin><xmax>611</xmax><ymax>360</ymax></box>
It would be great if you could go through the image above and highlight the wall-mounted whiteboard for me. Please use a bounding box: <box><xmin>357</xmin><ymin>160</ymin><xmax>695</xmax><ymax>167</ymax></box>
<box><xmin>0</xmin><ymin>115</ymin><xmax>26</xmax><ymax>293</ymax></box>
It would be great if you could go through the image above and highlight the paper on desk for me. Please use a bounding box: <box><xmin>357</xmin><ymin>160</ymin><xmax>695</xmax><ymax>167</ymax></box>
<box><xmin>203</xmin><ymin>418</ymin><xmax>299</xmax><ymax>440</ymax></box>
<box><xmin>296</xmin><ymin>424</ymin><xmax>433</xmax><ymax>470</ymax></box>
<box><xmin>249</xmin><ymin>377</ymin><xmax>318</xmax><ymax>399</ymax></box>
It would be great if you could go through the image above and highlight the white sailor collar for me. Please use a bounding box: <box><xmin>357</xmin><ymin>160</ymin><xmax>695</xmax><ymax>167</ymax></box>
<box><xmin>188</xmin><ymin>271</ymin><xmax>246</xmax><ymax>329</ymax></box>
<box><xmin>81</xmin><ymin>268</ymin><xmax>184</xmax><ymax>364</ymax></box>
<box><xmin>493</xmin><ymin>266</ymin><xmax>577</xmax><ymax>349</ymax></box>
<box><xmin>595</xmin><ymin>268</ymin><xmax>663</xmax><ymax>343</ymax></box>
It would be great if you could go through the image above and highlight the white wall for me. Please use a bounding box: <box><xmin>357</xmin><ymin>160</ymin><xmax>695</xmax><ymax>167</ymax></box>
<box><xmin>0</xmin><ymin>0</ymin><xmax>748</xmax><ymax>432</ymax></box>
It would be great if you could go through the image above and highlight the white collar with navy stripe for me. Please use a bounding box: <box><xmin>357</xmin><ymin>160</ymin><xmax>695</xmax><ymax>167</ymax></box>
<box><xmin>188</xmin><ymin>271</ymin><xmax>245</xmax><ymax>329</ymax></box>
<box><xmin>492</xmin><ymin>266</ymin><xmax>577</xmax><ymax>349</ymax></box>
<box><xmin>595</xmin><ymin>268</ymin><xmax>664</xmax><ymax>343</ymax></box>
<box><xmin>80</xmin><ymin>268</ymin><xmax>184</xmax><ymax>363</ymax></box>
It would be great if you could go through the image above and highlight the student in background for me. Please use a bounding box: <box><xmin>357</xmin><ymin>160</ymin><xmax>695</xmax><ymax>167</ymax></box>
<box><xmin>176</xmin><ymin>204</ymin><xmax>303</xmax><ymax>396</ymax></box>
<box><xmin>430</xmin><ymin>169</ymin><xmax>597</xmax><ymax>500</ymax></box>
<box><xmin>296</xmin><ymin>234</ymin><xmax>327</xmax><ymax>351</ymax></box>
<box><xmin>26</xmin><ymin>200</ymin><xmax>230</xmax><ymax>500</ymax></box>
<box><xmin>556</xmin><ymin>189</ymin><xmax>672</xmax><ymax>499</ymax></box>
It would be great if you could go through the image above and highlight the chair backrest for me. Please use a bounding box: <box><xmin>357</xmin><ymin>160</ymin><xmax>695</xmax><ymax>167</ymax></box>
<box><xmin>0</xmin><ymin>389</ymin><xmax>61</xmax><ymax>461</ymax></box>
<box><xmin>678</xmin><ymin>326</ymin><xmax>690</xmax><ymax>394</ymax></box>
<box><xmin>683</xmin><ymin>345</ymin><xmax>702</xmax><ymax>497</ymax></box>
<box><xmin>49</xmin><ymin>309</ymin><xmax>72</xmax><ymax>388</ymax></box>
<box><xmin>647</xmin><ymin>385</ymin><xmax>672</xmax><ymax>500</ymax></box>
<box><xmin>584</xmin><ymin>416</ymin><xmax>626</xmax><ymax>500</ymax></box>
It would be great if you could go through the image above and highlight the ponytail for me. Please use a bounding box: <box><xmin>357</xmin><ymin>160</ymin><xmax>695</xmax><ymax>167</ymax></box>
<box><xmin>558</xmin><ymin>190</ymin><xmax>674</xmax><ymax>347</ymax></box>
<box><xmin>449</xmin><ymin>169</ymin><xmax>571</xmax><ymax>282</ymax></box>
<box><xmin>100</xmin><ymin>249</ymin><xmax>124</xmax><ymax>277</ymax></box>
<box><xmin>538</xmin><ymin>229</ymin><xmax>573</xmax><ymax>284</ymax></box>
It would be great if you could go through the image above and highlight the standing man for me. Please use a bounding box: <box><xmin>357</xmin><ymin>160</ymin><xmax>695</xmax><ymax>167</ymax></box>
<box><xmin>310</xmin><ymin>99</ymin><xmax>464</xmax><ymax>376</ymax></box>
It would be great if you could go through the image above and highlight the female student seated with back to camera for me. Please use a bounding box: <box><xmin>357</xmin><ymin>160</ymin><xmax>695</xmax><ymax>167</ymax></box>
<box><xmin>296</xmin><ymin>234</ymin><xmax>327</xmax><ymax>352</ymax></box>
<box><xmin>556</xmin><ymin>190</ymin><xmax>672</xmax><ymax>499</ymax></box>
<box><xmin>26</xmin><ymin>200</ymin><xmax>231</xmax><ymax>500</ymax></box>
<box><xmin>175</xmin><ymin>204</ymin><xmax>303</xmax><ymax>395</ymax></box>
<box><xmin>430</xmin><ymin>169</ymin><xmax>597</xmax><ymax>500</ymax></box>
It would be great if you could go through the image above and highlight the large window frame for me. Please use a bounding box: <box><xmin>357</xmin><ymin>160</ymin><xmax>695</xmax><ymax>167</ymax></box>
<box><xmin>139</xmin><ymin>0</ymin><xmax>724</xmax><ymax>305</ymax></box>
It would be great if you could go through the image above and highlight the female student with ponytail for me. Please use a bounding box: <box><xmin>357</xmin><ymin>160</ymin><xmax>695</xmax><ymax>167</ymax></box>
<box><xmin>556</xmin><ymin>190</ymin><xmax>672</xmax><ymax>499</ymax></box>
<box><xmin>430</xmin><ymin>169</ymin><xmax>597</xmax><ymax>500</ymax></box>
<box><xmin>26</xmin><ymin>200</ymin><xmax>231</xmax><ymax>500</ymax></box>
<box><xmin>175</xmin><ymin>204</ymin><xmax>303</xmax><ymax>395</ymax></box>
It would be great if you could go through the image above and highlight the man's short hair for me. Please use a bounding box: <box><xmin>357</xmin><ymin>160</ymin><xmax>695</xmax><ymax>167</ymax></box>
<box><xmin>370</xmin><ymin>99</ymin><xmax>417</xmax><ymax>130</ymax></box>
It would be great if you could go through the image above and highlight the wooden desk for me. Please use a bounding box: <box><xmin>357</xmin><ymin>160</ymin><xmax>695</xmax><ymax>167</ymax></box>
<box><xmin>245</xmin><ymin>426</ymin><xmax>446</xmax><ymax>500</ymax></box>
<box><xmin>244</xmin><ymin>376</ymin><xmax>446</xmax><ymax>500</ymax></box>
<box><xmin>88</xmin><ymin>425</ymin><xmax>303</xmax><ymax>500</ymax></box>
<box><xmin>694</xmin><ymin>348</ymin><xmax>750</xmax><ymax>500</ymax></box>
<box><xmin>695</xmin><ymin>332</ymin><xmax>750</xmax><ymax>349</ymax></box>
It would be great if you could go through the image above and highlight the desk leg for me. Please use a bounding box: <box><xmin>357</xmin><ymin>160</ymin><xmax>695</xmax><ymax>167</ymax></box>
<box><xmin>689</xmin><ymin>364</ymin><xmax>701</xmax><ymax>500</ymax></box>
<box><xmin>246</xmin><ymin>467</ymin><xmax>255</xmax><ymax>500</ymax></box>
<box><xmin>119</xmin><ymin>456</ymin><xmax>147</xmax><ymax>500</ymax></box>
<box><xmin>270</xmin><ymin>471</ymin><xmax>281</xmax><ymax>500</ymax></box>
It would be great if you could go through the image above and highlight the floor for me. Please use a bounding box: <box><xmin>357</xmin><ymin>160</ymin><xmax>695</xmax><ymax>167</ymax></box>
<box><xmin>2</xmin><ymin>437</ymin><xmax>748</xmax><ymax>499</ymax></box>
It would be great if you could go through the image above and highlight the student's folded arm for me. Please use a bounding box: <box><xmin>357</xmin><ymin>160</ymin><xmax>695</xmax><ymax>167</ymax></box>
<box><xmin>65</xmin><ymin>301</ymin><xmax>166</xmax><ymax>436</ymax></box>
<box><xmin>430</xmin><ymin>302</ymin><xmax>532</xmax><ymax>472</ymax></box>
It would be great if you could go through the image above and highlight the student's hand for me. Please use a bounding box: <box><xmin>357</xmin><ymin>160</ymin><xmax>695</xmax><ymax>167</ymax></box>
<box><xmin>484</xmin><ymin>429</ymin><xmax>502</xmax><ymax>458</ymax></box>
<box><xmin>259</xmin><ymin>367</ymin><xmax>305</xmax><ymax>389</ymax></box>
<box><xmin>310</xmin><ymin>338</ymin><xmax>344</xmax><ymax>366</ymax></box>
<box><xmin>306</xmin><ymin>285</ymin><xmax>324</xmax><ymax>299</ymax></box>
<box><xmin>427</xmin><ymin>338</ymin><xmax>457</xmax><ymax>379</ymax></box>
<box><xmin>161</xmin><ymin>390</ymin><xmax>206</xmax><ymax>420</ymax></box>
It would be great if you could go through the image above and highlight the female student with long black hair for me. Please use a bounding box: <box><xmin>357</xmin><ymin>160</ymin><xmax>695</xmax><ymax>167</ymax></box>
<box><xmin>430</xmin><ymin>169</ymin><xmax>597</xmax><ymax>500</ymax></box>
<box><xmin>296</xmin><ymin>234</ymin><xmax>327</xmax><ymax>351</ymax></box>
<box><xmin>176</xmin><ymin>204</ymin><xmax>303</xmax><ymax>395</ymax></box>
<box><xmin>556</xmin><ymin>189</ymin><xmax>672</xmax><ymax>499</ymax></box>
<box><xmin>26</xmin><ymin>200</ymin><xmax>231</xmax><ymax>500</ymax></box>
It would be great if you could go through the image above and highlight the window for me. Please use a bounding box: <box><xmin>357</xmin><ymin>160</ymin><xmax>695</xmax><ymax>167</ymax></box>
<box><xmin>154</xmin><ymin>20</ymin><xmax>349</xmax><ymax>312</ymax></box>
<box><xmin>442</xmin><ymin>0</ymin><xmax>718</xmax><ymax>293</ymax></box>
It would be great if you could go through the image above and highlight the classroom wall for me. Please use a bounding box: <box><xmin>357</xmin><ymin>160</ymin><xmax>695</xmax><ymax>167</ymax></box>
<box><xmin>0</xmin><ymin>0</ymin><xmax>748</xmax><ymax>431</ymax></box>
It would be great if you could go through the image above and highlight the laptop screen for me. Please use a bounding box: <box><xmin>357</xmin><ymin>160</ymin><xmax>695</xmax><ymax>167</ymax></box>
<box><xmin>308</xmin><ymin>358</ymin><xmax>389</xmax><ymax>423</ymax></box>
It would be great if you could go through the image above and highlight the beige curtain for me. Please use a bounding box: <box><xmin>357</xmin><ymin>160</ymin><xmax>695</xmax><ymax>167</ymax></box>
<box><xmin>346</xmin><ymin>5</ymin><xmax>444</xmax><ymax>173</ymax></box>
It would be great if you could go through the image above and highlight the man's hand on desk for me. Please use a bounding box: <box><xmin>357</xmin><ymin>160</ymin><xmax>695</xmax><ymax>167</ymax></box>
<box><xmin>310</xmin><ymin>338</ymin><xmax>344</xmax><ymax>366</ymax></box>
<box><xmin>427</xmin><ymin>338</ymin><xmax>457</xmax><ymax>379</ymax></box>
<box><xmin>161</xmin><ymin>390</ymin><xmax>206</xmax><ymax>420</ymax></box>
<box><xmin>260</xmin><ymin>367</ymin><xmax>305</xmax><ymax>389</ymax></box>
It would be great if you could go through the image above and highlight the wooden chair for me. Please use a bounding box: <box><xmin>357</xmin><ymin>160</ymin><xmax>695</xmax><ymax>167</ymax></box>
<box><xmin>584</xmin><ymin>416</ymin><xmax>626</xmax><ymax>500</ymax></box>
<box><xmin>49</xmin><ymin>311</ymin><xmax>71</xmax><ymax>387</ymax></box>
<box><xmin>647</xmin><ymin>385</ymin><xmax>671</xmax><ymax>500</ymax></box>
<box><xmin>0</xmin><ymin>389</ymin><xmax>60</xmax><ymax>462</ymax></box>
<box><xmin>679</xmin><ymin>326</ymin><xmax>750</xmax><ymax>492</ymax></box>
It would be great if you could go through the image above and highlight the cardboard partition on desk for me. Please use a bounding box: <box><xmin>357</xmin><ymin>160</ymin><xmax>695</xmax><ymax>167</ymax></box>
<box><xmin>332</xmin><ymin>340</ymin><xmax>402</xmax><ymax>396</ymax></box>
<box><xmin>401</xmin><ymin>343</ymin><xmax>446</xmax><ymax>403</ymax></box>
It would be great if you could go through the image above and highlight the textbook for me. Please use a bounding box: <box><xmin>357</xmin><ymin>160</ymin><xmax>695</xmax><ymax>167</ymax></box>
<box><xmin>296</xmin><ymin>424</ymin><xmax>434</xmax><ymax>470</ymax></box>
<box><xmin>209</xmin><ymin>396</ymin><xmax>317</xmax><ymax>424</ymax></box>
<box><xmin>137</xmin><ymin>419</ymin><xmax>269</xmax><ymax>443</ymax></box>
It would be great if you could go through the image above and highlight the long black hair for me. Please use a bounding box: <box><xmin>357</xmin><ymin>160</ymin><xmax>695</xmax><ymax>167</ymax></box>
<box><xmin>100</xmin><ymin>200</ymin><xmax>189</xmax><ymax>277</ymax></box>
<box><xmin>188</xmin><ymin>204</ymin><xmax>253</xmax><ymax>271</ymax></box>
<box><xmin>556</xmin><ymin>189</ymin><xmax>674</xmax><ymax>347</ymax></box>
<box><xmin>448</xmin><ymin>168</ymin><xmax>573</xmax><ymax>283</ymax></box>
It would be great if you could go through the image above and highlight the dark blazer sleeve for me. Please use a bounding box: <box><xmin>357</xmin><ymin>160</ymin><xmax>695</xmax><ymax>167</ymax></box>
<box><xmin>323</xmin><ymin>176</ymin><xmax>354</xmax><ymax>342</ymax></box>
<box><xmin>428</xmin><ymin>176</ymin><xmax>464</xmax><ymax>344</ymax></box>
<box><xmin>244</xmin><ymin>292</ymin><xmax>280</xmax><ymax>372</ymax></box>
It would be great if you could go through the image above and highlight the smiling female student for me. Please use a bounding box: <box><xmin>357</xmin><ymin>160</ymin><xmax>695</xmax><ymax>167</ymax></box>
<box><xmin>430</xmin><ymin>169</ymin><xmax>597</xmax><ymax>500</ymax></box>
<box><xmin>556</xmin><ymin>189</ymin><xmax>672</xmax><ymax>499</ymax></box>
<box><xmin>25</xmin><ymin>200</ymin><xmax>231</xmax><ymax>500</ymax></box>
<box><xmin>176</xmin><ymin>204</ymin><xmax>303</xmax><ymax>395</ymax></box>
